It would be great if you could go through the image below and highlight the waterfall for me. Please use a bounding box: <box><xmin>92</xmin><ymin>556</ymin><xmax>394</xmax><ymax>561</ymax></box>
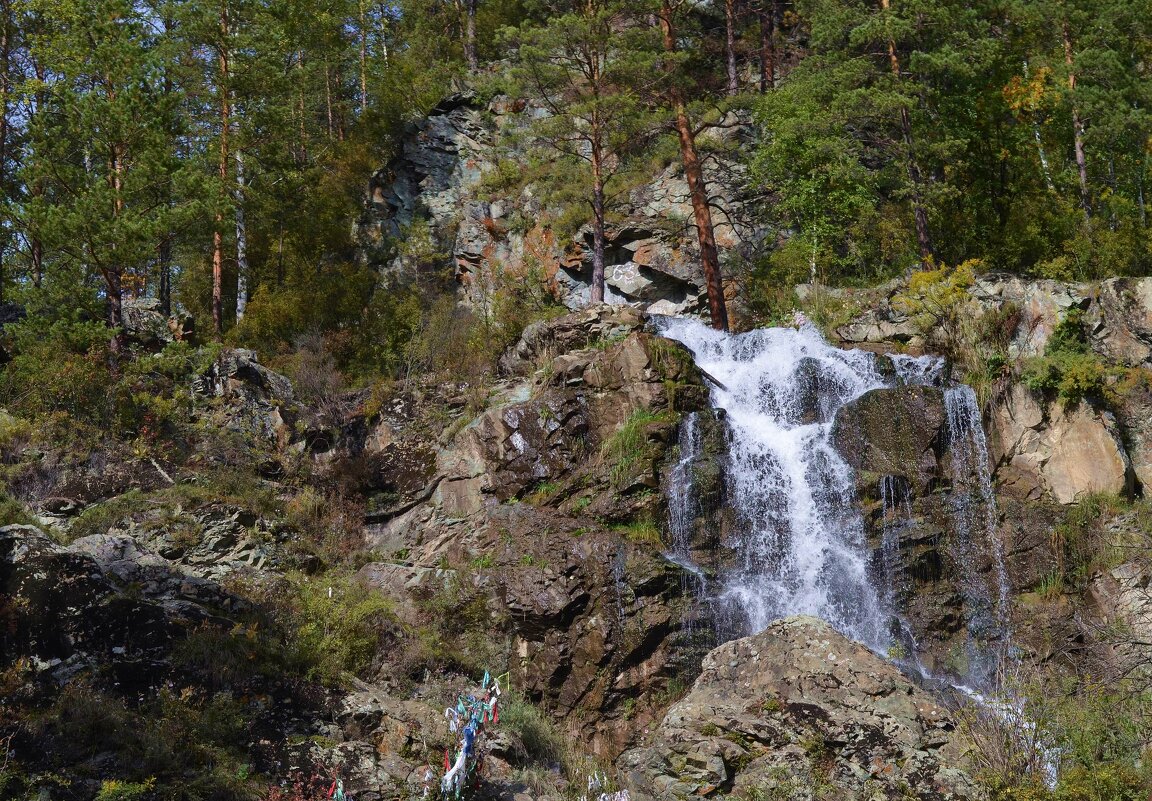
<box><xmin>665</xmin><ymin>412</ymin><xmax>707</xmax><ymax>588</ymax></box>
<box><xmin>657</xmin><ymin>317</ymin><xmax>1011</xmax><ymax>685</ymax></box>
<box><xmin>944</xmin><ymin>385</ymin><xmax>1012</xmax><ymax>687</ymax></box>
<box><xmin>658</xmin><ymin>318</ymin><xmax>891</xmax><ymax>651</ymax></box>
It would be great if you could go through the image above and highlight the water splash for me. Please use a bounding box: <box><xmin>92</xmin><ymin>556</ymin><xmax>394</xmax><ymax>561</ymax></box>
<box><xmin>666</xmin><ymin>413</ymin><xmax>702</xmax><ymax>565</ymax></box>
<box><xmin>891</xmin><ymin>353</ymin><xmax>946</xmax><ymax>387</ymax></box>
<box><xmin>658</xmin><ymin>318</ymin><xmax>890</xmax><ymax>651</ymax></box>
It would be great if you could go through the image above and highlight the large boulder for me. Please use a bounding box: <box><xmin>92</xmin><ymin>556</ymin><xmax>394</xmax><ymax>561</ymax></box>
<box><xmin>1085</xmin><ymin>278</ymin><xmax>1152</xmax><ymax>366</ymax></box>
<box><xmin>0</xmin><ymin>525</ymin><xmax>210</xmax><ymax>683</ymax></box>
<box><xmin>832</xmin><ymin>385</ymin><xmax>947</xmax><ymax>495</ymax></box>
<box><xmin>122</xmin><ymin>297</ymin><xmax>194</xmax><ymax>348</ymax></box>
<box><xmin>991</xmin><ymin>384</ymin><xmax>1132</xmax><ymax>504</ymax></box>
<box><xmin>617</xmin><ymin>616</ymin><xmax>982</xmax><ymax>801</ymax></box>
<box><xmin>193</xmin><ymin>348</ymin><xmax>299</xmax><ymax>448</ymax></box>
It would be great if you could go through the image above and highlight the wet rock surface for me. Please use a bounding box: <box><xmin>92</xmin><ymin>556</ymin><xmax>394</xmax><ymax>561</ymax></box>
<box><xmin>355</xmin><ymin>306</ymin><xmax>712</xmax><ymax>756</ymax></box>
<box><xmin>617</xmin><ymin>616</ymin><xmax>983</xmax><ymax>801</ymax></box>
<box><xmin>833</xmin><ymin>385</ymin><xmax>946</xmax><ymax>495</ymax></box>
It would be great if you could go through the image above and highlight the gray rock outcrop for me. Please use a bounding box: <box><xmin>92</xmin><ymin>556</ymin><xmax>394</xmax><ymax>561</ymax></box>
<box><xmin>618</xmin><ymin>616</ymin><xmax>983</xmax><ymax>801</ymax></box>
<box><xmin>991</xmin><ymin>383</ymin><xmax>1132</xmax><ymax>504</ymax></box>
<box><xmin>357</xmin><ymin>94</ymin><xmax>759</xmax><ymax>315</ymax></box>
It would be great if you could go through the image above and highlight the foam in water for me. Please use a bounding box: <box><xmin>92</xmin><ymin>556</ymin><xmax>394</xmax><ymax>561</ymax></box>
<box><xmin>658</xmin><ymin>317</ymin><xmax>891</xmax><ymax>651</ymax></box>
<box><xmin>666</xmin><ymin>413</ymin><xmax>702</xmax><ymax>565</ymax></box>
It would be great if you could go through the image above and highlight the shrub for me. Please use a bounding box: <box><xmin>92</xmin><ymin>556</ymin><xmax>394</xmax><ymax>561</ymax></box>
<box><xmin>501</xmin><ymin>695</ymin><xmax>564</xmax><ymax>767</ymax></box>
<box><xmin>1021</xmin><ymin>310</ymin><xmax>1112</xmax><ymax>404</ymax></box>
<box><xmin>960</xmin><ymin>670</ymin><xmax>1152</xmax><ymax>800</ymax></box>
<box><xmin>65</xmin><ymin>490</ymin><xmax>148</xmax><ymax>543</ymax></box>
<box><xmin>258</xmin><ymin>573</ymin><xmax>398</xmax><ymax>682</ymax></box>
<box><xmin>95</xmin><ymin>778</ymin><xmax>156</xmax><ymax>801</ymax></box>
<box><xmin>0</xmin><ymin>411</ymin><xmax>33</xmax><ymax>463</ymax></box>
<box><xmin>0</xmin><ymin>318</ymin><xmax>118</xmax><ymax>427</ymax></box>
<box><xmin>0</xmin><ymin>493</ymin><xmax>35</xmax><ymax>526</ymax></box>
<box><xmin>892</xmin><ymin>259</ymin><xmax>979</xmax><ymax>349</ymax></box>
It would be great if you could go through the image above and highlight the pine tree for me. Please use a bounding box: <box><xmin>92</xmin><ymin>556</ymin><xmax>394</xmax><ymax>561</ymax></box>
<box><xmin>20</xmin><ymin>0</ymin><xmax>178</xmax><ymax>355</ymax></box>
<box><xmin>508</xmin><ymin>0</ymin><xmax>659</xmax><ymax>304</ymax></box>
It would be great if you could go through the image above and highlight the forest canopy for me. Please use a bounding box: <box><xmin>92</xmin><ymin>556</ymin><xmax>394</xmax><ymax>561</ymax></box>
<box><xmin>0</xmin><ymin>0</ymin><xmax>1147</xmax><ymax>375</ymax></box>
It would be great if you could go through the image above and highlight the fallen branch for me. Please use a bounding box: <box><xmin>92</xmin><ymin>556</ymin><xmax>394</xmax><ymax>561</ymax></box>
<box><xmin>149</xmin><ymin>458</ymin><xmax>175</xmax><ymax>485</ymax></box>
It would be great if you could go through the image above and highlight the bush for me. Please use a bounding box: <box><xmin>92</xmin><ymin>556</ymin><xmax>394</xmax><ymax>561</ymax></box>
<box><xmin>501</xmin><ymin>695</ymin><xmax>564</xmax><ymax>766</ymax></box>
<box><xmin>892</xmin><ymin>259</ymin><xmax>979</xmax><ymax>349</ymax></box>
<box><xmin>1021</xmin><ymin>310</ymin><xmax>1112</xmax><ymax>404</ymax></box>
<box><xmin>0</xmin><ymin>318</ymin><xmax>118</xmax><ymax>427</ymax></box>
<box><xmin>257</xmin><ymin>573</ymin><xmax>397</xmax><ymax>682</ymax></box>
<box><xmin>95</xmin><ymin>778</ymin><xmax>156</xmax><ymax>801</ymax></box>
<box><xmin>961</xmin><ymin>671</ymin><xmax>1152</xmax><ymax>800</ymax></box>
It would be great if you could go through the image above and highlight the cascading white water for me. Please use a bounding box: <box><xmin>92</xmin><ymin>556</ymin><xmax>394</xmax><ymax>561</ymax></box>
<box><xmin>665</xmin><ymin>412</ymin><xmax>707</xmax><ymax>585</ymax></box>
<box><xmin>658</xmin><ymin>317</ymin><xmax>892</xmax><ymax>651</ymax></box>
<box><xmin>658</xmin><ymin>317</ymin><xmax>1012</xmax><ymax>683</ymax></box>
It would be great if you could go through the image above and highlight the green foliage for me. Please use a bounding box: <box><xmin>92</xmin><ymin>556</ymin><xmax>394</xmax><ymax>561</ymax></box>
<box><xmin>0</xmin><ymin>494</ymin><xmax>35</xmax><ymax>527</ymax></box>
<box><xmin>272</xmin><ymin>573</ymin><xmax>397</xmax><ymax>682</ymax></box>
<box><xmin>610</xmin><ymin>519</ymin><xmax>662</xmax><ymax>546</ymax></box>
<box><xmin>28</xmin><ymin>683</ymin><xmax>259</xmax><ymax>801</ymax></box>
<box><xmin>965</xmin><ymin>673</ymin><xmax>1152</xmax><ymax>801</ymax></box>
<box><xmin>892</xmin><ymin>260</ymin><xmax>978</xmax><ymax>345</ymax></box>
<box><xmin>65</xmin><ymin>491</ymin><xmax>148</xmax><ymax>543</ymax></box>
<box><xmin>1046</xmin><ymin>492</ymin><xmax>1128</xmax><ymax>587</ymax></box>
<box><xmin>501</xmin><ymin>694</ymin><xmax>565</xmax><ymax>767</ymax></box>
<box><xmin>1022</xmin><ymin>310</ymin><xmax>1111</xmax><ymax>404</ymax></box>
<box><xmin>410</xmin><ymin>575</ymin><xmax>504</xmax><ymax>679</ymax></box>
<box><xmin>95</xmin><ymin>777</ymin><xmax>156</xmax><ymax>801</ymax></box>
<box><xmin>750</xmin><ymin>0</ymin><xmax>1152</xmax><ymax>284</ymax></box>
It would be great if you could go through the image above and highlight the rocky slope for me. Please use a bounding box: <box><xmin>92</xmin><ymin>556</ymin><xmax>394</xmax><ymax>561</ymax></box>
<box><xmin>825</xmin><ymin>275</ymin><xmax>1152</xmax><ymax>680</ymax></box>
<box><xmin>7</xmin><ymin>282</ymin><xmax>1152</xmax><ymax>798</ymax></box>
<box><xmin>356</xmin><ymin>93</ymin><xmax>757</xmax><ymax>317</ymax></box>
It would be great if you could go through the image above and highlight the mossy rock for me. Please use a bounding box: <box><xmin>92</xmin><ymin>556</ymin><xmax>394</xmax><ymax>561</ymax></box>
<box><xmin>831</xmin><ymin>386</ymin><xmax>946</xmax><ymax>495</ymax></box>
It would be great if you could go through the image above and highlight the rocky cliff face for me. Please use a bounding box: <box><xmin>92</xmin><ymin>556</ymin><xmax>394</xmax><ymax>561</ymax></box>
<box><xmin>11</xmin><ymin>264</ymin><xmax>1152</xmax><ymax>798</ymax></box>
<box><xmin>357</xmin><ymin>93</ymin><xmax>757</xmax><ymax>316</ymax></box>
<box><xmin>826</xmin><ymin>274</ymin><xmax>1152</xmax><ymax>681</ymax></box>
<box><xmin>832</xmin><ymin>275</ymin><xmax>1152</xmax><ymax>505</ymax></box>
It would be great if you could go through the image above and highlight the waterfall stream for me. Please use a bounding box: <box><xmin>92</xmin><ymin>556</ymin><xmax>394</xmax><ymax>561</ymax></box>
<box><xmin>658</xmin><ymin>317</ymin><xmax>1011</xmax><ymax>688</ymax></box>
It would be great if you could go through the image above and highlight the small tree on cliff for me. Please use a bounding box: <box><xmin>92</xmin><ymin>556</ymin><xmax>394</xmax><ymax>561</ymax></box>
<box><xmin>507</xmin><ymin>2</ymin><xmax>657</xmax><ymax>304</ymax></box>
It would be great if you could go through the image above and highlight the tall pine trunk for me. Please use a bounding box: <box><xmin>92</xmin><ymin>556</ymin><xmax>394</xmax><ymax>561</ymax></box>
<box><xmin>158</xmin><ymin>236</ymin><xmax>172</xmax><ymax>316</ymax></box>
<box><xmin>235</xmin><ymin>150</ymin><xmax>249</xmax><ymax>320</ymax></box>
<box><xmin>1063</xmin><ymin>22</ymin><xmax>1091</xmax><ymax>218</ymax></box>
<box><xmin>212</xmin><ymin>0</ymin><xmax>230</xmax><ymax>339</ymax></box>
<box><xmin>0</xmin><ymin>0</ymin><xmax>9</xmax><ymax>302</ymax></box>
<box><xmin>106</xmin><ymin>144</ymin><xmax>126</xmax><ymax>360</ymax></box>
<box><xmin>660</xmin><ymin>1</ymin><xmax>729</xmax><ymax>331</ymax></box>
<box><xmin>359</xmin><ymin>0</ymin><xmax>368</xmax><ymax>114</ymax></box>
<box><xmin>725</xmin><ymin>0</ymin><xmax>739</xmax><ymax>95</ymax></box>
<box><xmin>758</xmin><ymin>0</ymin><xmax>775</xmax><ymax>91</ymax></box>
<box><xmin>464</xmin><ymin>0</ymin><xmax>477</xmax><ymax>72</ymax></box>
<box><xmin>880</xmin><ymin>0</ymin><xmax>932</xmax><ymax>260</ymax></box>
<box><xmin>590</xmin><ymin>141</ymin><xmax>606</xmax><ymax>304</ymax></box>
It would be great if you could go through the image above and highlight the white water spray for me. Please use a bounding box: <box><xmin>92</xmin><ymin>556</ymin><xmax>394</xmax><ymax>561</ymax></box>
<box><xmin>658</xmin><ymin>318</ymin><xmax>891</xmax><ymax>650</ymax></box>
<box><xmin>658</xmin><ymin>318</ymin><xmax>1011</xmax><ymax>676</ymax></box>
